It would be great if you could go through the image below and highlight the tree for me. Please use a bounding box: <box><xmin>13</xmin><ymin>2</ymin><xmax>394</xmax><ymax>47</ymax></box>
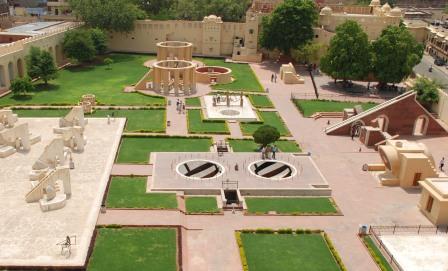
<box><xmin>10</xmin><ymin>77</ymin><xmax>34</xmax><ymax>96</ymax></box>
<box><xmin>171</xmin><ymin>0</ymin><xmax>250</xmax><ymax>22</ymax></box>
<box><xmin>259</xmin><ymin>0</ymin><xmax>317</xmax><ymax>55</ymax></box>
<box><xmin>372</xmin><ymin>25</ymin><xmax>423</xmax><ymax>87</ymax></box>
<box><xmin>291</xmin><ymin>43</ymin><xmax>326</xmax><ymax>64</ymax></box>
<box><xmin>25</xmin><ymin>46</ymin><xmax>42</xmax><ymax>79</ymax></box>
<box><xmin>69</xmin><ymin>0</ymin><xmax>145</xmax><ymax>32</ymax></box>
<box><xmin>103</xmin><ymin>57</ymin><xmax>114</xmax><ymax>69</ymax></box>
<box><xmin>320</xmin><ymin>20</ymin><xmax>371</xmax><ymax>84</ymax></box>
<box><xmin>253</xmin><ymin>125</ymin><xmax>280</xmax><ymax>147</ymax></box>
<box><xmin>412</xmin><ymin>77</ymin><xmax>440</xmax><ymax>109</ymax></box>
<box><xmin>90</xmin><ymin>28</ymin><xmax>108</xmax><ymax>55</ymax></box>
<box><xmin>63</xmin><ymin>29</ymin><xmax>96</xmax><ymax>63</ymax></box>
<box><xmin>25</xmin><ymin>47</ymin><xmax>58</xmax><ymax>84</ymax></box>
<box><xmin>39</xmin><ymin>51</ymin><xmax>58</xmax><ymax>85</ymax></box>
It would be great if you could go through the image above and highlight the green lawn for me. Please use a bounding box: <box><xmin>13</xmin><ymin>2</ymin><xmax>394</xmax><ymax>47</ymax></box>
<box><xmin>293</xmin><ymin>99</ymin><xmax>377</xmax><ymax>117</ymax></box>
<box><xmin>88</xmin><ymin>228</ymin><xmax>177</xmax><ymax>271</ymax></box>
<box><xmin>187</xmin><ymin>109</ymin><xmax>229</xmax><ymax>134</ymax></box>
<box><xmin>228</xmin><ymin>139</ymin><xmax>301</xmax><ymax>152</ymax></box>
<box><xmin>117</xmin><ymin>136</ymin><xmax>212</xmax><ymax>164</ymax></box>
<box><xmin>185</xmin><ymin>97</ymin><xmax>201</xmax><ymax>107</ymax></box>
<box><xmin>248</xmin><ymin>95</ymin><xmax>274</xmax><ymax>108</ymax></box>
<box><xmin>0</xmin><ymin>54</ymin><xmax>166</xmax><ymax>106</ymax></box>
<box><xmin>362</xmin><ymin>236</ymin><xmax>394</xmax><ymax>271</ymax></box>
<box><xmin>196</xmin><ymin>58</ymin><xmax>263</xmax><ymax>92</ymax></box>
<box><xmin>13</xmin><ymin>108</ymin><xmax>166</xmax><ymax>132</ymax></box>
<box><xmin>106</xmin><ymin>177</ymin><xmax>177</xmax><ymax>209</ymax></box>
<box><xmin>185</xmin><ymin>196</ymin><xmax>220</xmax><ymax>214</ymax></box>
<box><xmin>245</xmin><ymin>197</ymin><xmax>337</xmax><ymax>215</ymax></box>
<box><xmin>240</xmin><ymin>233</ymin><xmax>341</xmax><ymax>271</ymax></box>
<box><xmin>240</xmin><ymin>111</ymin><xmax>290</xmax><ymax>136</ymax></box>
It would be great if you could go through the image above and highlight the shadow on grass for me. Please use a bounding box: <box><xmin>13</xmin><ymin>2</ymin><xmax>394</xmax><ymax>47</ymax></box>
<box><xmin>34</xmin><ymin>83</ymin><xmax>60</xmax><ymax>92</ymax></box>
<box><xmin>11</xmin><ymin>94</ymin><xmax>33</xmax><ymax>101</ymax></box>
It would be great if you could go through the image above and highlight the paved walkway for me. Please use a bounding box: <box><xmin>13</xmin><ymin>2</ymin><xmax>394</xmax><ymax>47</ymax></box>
<box><xmin>111</xmin><ymin>164</ymin><xmax>153</xmax><ymax>176</ymax></box>
<box><xmin>166</xmin><ymin>97</ymin><xmax>188</xmax><ymax>136</ymax></box>
<box><xmin>227</xmin><ymin>121</ymin><xmax>243</xmax><ymax>138</ymax></box>
<box><xmin>98</xmin><ymin>61</ymin><xmax>448</xmax><ymax>271</ymax></box>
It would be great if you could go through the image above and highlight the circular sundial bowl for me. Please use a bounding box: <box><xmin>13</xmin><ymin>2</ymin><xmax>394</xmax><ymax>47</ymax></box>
<box><xmin>176</xmin><ymin>159</ymin><xmax>225</xmax><ymax>180</ymax></box>
<box><xmin>248</xmin><ymin>160</ymin><xmax>297</xmax><ymax>180</ymax></box>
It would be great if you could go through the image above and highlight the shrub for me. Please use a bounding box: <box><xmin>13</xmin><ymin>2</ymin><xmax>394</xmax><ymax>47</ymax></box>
<box><xmin>10</xmin><ymin>77</ymin><xmax>34</xmax><ymax>96</ymax></box>
<box><xmin>278</xmin><ymin>228</ymin><xmax>293</xmax><ymax>234</ymax></box>
<box><xmin>255</xmin><ymin>228</ymin><xmax>274</xmax><ymax>234</ymax></box>
<box><xmin>323</xmin><ymin>233</ymin><xmax>347</xmax><ymax>271</ymax></box>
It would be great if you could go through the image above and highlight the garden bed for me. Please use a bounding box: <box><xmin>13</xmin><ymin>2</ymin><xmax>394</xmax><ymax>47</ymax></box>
<box><xmin>244</xmin><ymin>197</ymin><xmax>338</xmax><ymax>215</ymax></box>
<box><xmin>185</xmin><ymin>196</ymin><xmax>220</xmax><ymax>214</ymax></box>
<box><xmin>228</xmin><ymin>139</ymin><xmax>301</xmax><ymax>152</ymax></box>
<box><xmin>240</xmin><ymin>111</ymin><xmax>290</xmax><ymax>136</ymax></box>
<box><xmin>187</xmin><ymin>109</ymin><xmax>230</xmax><ymax>134</ymax></box>
<box><xmin>293</xmin><ymin>99</ymin><xmax>377</xmax><ymax>117</ymax></box>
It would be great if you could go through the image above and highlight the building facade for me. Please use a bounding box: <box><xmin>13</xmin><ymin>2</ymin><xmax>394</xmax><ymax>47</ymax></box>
<box><xmin>425</xmin><ymin>25</ymin><xmax>448</xmax><ymax>62</ymax></box>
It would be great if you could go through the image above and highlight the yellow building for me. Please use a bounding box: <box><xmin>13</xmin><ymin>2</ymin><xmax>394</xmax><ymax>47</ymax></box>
<box><xmin>426</xmin><ymin>25</ymin><xmax>448</xmax><ymax>62</ymax></box>
<box><xmin>419</xmin><ymin>178</ymin><xmax>448</xmax><ymax>225</ymax></box>
<box><xmin>369</xmin><ymin>140</ymin><xmax>439</xmax><ymax>188</ymax></box>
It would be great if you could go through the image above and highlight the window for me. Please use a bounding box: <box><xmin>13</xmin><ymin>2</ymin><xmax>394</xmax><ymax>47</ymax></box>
<box><xmin>426</xmin><ymin>196</ymin><xmax>434</xmax><ymax>213</ymax></box>
<box><xmin>249</xmin><ymin>29</ymin><xmax>254</xmax><ymax>34</ymax></box>
<box><xmin>315</xmin><ymin>35</ymin><xmax>319</xmax><ymax>38</ymax></box>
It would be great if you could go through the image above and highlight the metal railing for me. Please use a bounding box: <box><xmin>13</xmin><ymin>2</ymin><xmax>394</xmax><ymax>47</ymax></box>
<box><xmin>368</xmin><ymin>225</ymin><xmax>448</xmax><ymax>271</ymax></box>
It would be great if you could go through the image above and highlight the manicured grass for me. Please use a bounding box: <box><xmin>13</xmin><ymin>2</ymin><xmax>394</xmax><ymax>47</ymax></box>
<box><xmin>0</xmin><ymin>54</ymin><xmax>166</xmax><ymax>106</ymax></box>
<box><xmin>117</xmin><ymin>136</ymin><xmax>212</xmax><ymax>164</ymax></box>
<box><xmin>185</xmin><ymin>97</ymin><xmax>201</xmax><ymax>107</ymax></box>
<box><xmin>362</xmin><ymin>236</ymin><xmax>394</xmax><ymax>271</ymax></box>
<box><xmin>13</xmin><ymin>108</ymin><xmax>166</xmax><ymax>132</ymax></box>
<box><xmin>293</xmin><ymin>99</ymin><xmax>377</xmax><ymax>117</ymax></box>
<box><xmin>228</xmin><ymin>139</ymin><xmax>301</xmax><ymax>152</ymax></box>
<box><xmin>248</xmin><ymin>94</ymin><xmax>274</xmax><ymax>108</ymax></box>
<box><xmin>245</xmin><ymin>197</ymin><xmax>337</xmax><ymax>215</ymax></box>
<box><xmin>196</xmin><ymin>58</ymin><xmax>263</xmax><ymax>92</ymax></box>
<box><xmin>185</xmin><ymin>197</ymin><xmax>220</xmax><ymax>214</ymax></box>
<box><xmin>239</xmin><ymin>233</ymin><xmax>341</xmax><ymax>271</ymax></box>
<box><xmin>88</xmin><ymin>228</ymin><xmax>177</xmax><ymax>271</ymax></box>
<box><xmin>106</xmin><ymin>177</ymin><xmax>177</xmax><ymax>209</ymax></box>
<box><xmin>240</xmin><ymin>111</ymin><xmax>290</xmax><ymax>136</ymax></box>
<box><xmin>187</xmin><ymin>109</ymin><xmax>229</xmax><ymax>134</ymax></box>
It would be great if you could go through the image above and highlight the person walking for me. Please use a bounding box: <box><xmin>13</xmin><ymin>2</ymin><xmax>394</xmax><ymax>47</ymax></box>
<box><xmin>272</xmin><ymin>144</ymin><xmax>277</xmax><ymax>160</ymax></box>
<box><xmin>261</xmin><ymin>146</ymin><xmax>266</xmax><ymax>160</ymax></box>
<box><xmin>274</xmin><ymin>73</ymin><xmax>277</xmax><ymax>83</ymax></box>
<box><xmin>271</xmin><ymin>74</ymin><xmax>274</xmax><ymax>82</ymax></box>
<box><xmin>182</xmin><ymin>103</ymin><xmax>186</xmax><ymax>114</ymax></box>
<box><xmin>176</xmin><ymin>99</ymin><xmax>180</xmax><ymax>113</ymax></box>
<box><xmin>440</xmin><ymin>157</ymin><xmax>445</xmax><ymax>171</ymax></box>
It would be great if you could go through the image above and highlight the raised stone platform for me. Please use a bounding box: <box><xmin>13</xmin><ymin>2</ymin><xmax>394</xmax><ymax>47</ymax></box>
<box><xmin>0</xmin><ymin>118</ymin><xmax>125</xmax><ymax>268</ymax></box>
<box><xmin>150</xmin><ymin>152</ymin><xmax>331</xmax><ymax>196</ymax></box>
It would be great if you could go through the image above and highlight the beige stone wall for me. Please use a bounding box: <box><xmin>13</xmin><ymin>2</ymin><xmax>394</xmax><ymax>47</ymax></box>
<box><xmin>0</xmin><ymin>23</ymin><xmax>80</xmax><ymax>91</ymax></box>
<box><xmin>319</xmin><ymin>13</ymin><xmax>401</xmax><ymax>40</ymax></box>
<box><xmin>432</xmin><ymin>89</ymin><xmax>448</xmax><ymax>125</ymax></box>
<box><xmin>108</xmin><ymin>19</ymin><xmax>245</xmax><ymax>57</ymax></box>
<box><xmin>419</xmin><ymin>182</ymin><xmax>448</xmax><ymax>225</ymax></box>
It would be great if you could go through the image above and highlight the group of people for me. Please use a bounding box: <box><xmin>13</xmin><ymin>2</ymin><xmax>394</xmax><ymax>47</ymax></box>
<box><xmin>176</xmin><ymin>99</ymin><xmax>186</xmax><ymax>114</ymax></box>
<box><xmin>270</xmin><ymin>73</ymin><xmax>278</xmax><ymax>83</ymax></box>
<box><xmin>260</xmin><ymin>144</ymin><xmax>278</xmax><ymax>160</ymax></box>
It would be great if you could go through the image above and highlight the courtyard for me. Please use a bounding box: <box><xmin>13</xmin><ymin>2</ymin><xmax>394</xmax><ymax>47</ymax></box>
<box><xmin>1</xmin><ymin>3</ymin><xmax>447</xmax><ymax>269</ymax></box>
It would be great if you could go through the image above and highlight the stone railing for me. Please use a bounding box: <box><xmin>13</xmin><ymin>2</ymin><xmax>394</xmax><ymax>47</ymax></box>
<box><xmin>0</xmin><ymin>22</ymin><xmax>83</xmax><ymax>57</ymax></box>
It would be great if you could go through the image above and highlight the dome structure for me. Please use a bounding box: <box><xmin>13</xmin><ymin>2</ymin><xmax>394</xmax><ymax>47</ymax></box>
<box><xmin>382</xmin><ymin>3</ymin><xmax>391</xmax><ymax>13</ymax></box>
<box><xmin>320</xmin><ymin>6</ymin><xmax>333</xmax><ymax>16</ymax></box>
<box><xmin>390</xmin><ymin>7</ymin><xmax>402</xmax><ymax>17</ymax></box>
<box><xmin>369</xmin><ymin>0</ymin><xmax>381</xmax><ymax>7</ymax></box>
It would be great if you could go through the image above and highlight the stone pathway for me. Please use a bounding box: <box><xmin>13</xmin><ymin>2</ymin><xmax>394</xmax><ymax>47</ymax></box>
<box><xmin>227</xmin><ymin>121</ymin><xmax>243</xmax><ymax>138</ymax></box>
<box><xmin>111</xmin><ymin>164</ymin><xmax>153</xmax><ymax>176</ymax></box>
<box><xmin>166</xmin><ymin>97</ymin><xmax>188</xmax><ymax>136</ymax></box>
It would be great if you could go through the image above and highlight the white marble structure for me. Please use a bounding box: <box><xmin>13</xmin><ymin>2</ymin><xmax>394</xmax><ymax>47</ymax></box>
<box><xmin>55</xmin><ymin>127</ymin><xmax>87</xmax><ymax>152</ymax></box>
<box><xmin>26</xmin><ymin>166</ymin><xmax>71</xmax><ymax>212</ymax></box>
<box><xmin>58</xmin><ymin>106</ymin><xmax>88</xmax><ymax>130</ymax></box>
<box><xmin>203</xmin><ymin>94</ymin><xmax>258</xmax><ymax>121</ymax></box>
<box><xmin>0</xmin><ymin>123</ymin><xmax>40</xmax><ymax>158</ymax></box>
<box><xmin>0</xmin><ymin>109</ymin><xmax>18</xmax><ymax>130</ymax></box>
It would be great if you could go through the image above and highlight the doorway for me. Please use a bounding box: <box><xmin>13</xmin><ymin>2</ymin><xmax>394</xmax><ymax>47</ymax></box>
<box><xmin>413</xmin><ymin>172</ymin><xmax>422</xmax><ymax>186</ymax></box>
<box><xmin>413</xmin><ymin>116</ymin><xmax>428</xmax><ymax>136</ymax></box>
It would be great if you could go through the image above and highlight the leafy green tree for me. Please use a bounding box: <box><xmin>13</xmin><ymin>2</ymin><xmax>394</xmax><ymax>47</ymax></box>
<box><xmin>253</xmin><ymin>125</ymin><xmax>280</xmax><ymax>147</ymax></box>
<box><xmin>103</xmin><ymin>57</ymin><xmax>114</xmax><ymax>69</ymax></box>
<box><xmin>25</xmin><ymin>46</ymin><xmax>42</xmax><ymax>79</ymax></box>
<box><xmin>372</xmin><ymin>25</ymin><xmax>423</xmax><ymax>87</ymax></box>
<box><xmin>10</xmin><ymin>77</ymin><xmax>34</xmax><ymax>96</ymax></box>
<box><xmin>412</xmin><ymin>77</ymin><xmax>440</xmax><ymax>109</ymax></box>
<box><xmin>171</xmin><ymin>0</ymin><xmax>249</xmax><ymax>22</ymax></box>
<box><xmin>63</xmin><ymin>29</ymin><xmax>96</xmax><ymax>63</ymax></box>
<box><xmin>259</xmin><ymin>0</ymin><xmax>317</xmax><ymax>55</ymax></box>
<box><xmin>69</xmin><ymin>0</ymin><xmax>144</xmax><ymax>32</ymax></box>
<box><xmin>90</xmin><ymin>28</ymin><xmax>108</xmax><ymax>55</ymax></box>
<box><xmin>291</xmin><ymin>43</ymin><xmax>326</xmax><ymax>64</ymax></box>
<box><xmin>320</xmin><ymin>20</ymin><xmax>371</xmax><ymax>84</ymax></box>
<box><xmin>38</xmin><ymin>51</ymin><xmax>58</xmax><ymax>85</ymax></box>
<box><xmin>25</xmin><ymin>47</ymin><xmax>58</xmax><ymax>84</ymax></box>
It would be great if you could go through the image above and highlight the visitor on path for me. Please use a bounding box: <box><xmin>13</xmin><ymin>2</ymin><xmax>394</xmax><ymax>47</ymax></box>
<box><xmin>261</xmin><ymin>146</ymin><xmax>266</xmax><ymax>159</ymax></box>
<box><xmin>440</xmin><ymin>157</ymin><xmax>445</xmax><ymax>171</ymax></box>
<box><xmin>182</xmin><ymin>103</ymin><xmax>186</xmax><ymax>114</ymax></box>
<box><xmin>271</xmin><ymin>74</ymin><xmax>274</xmax><ymax>82</ymax></box>
<box><xmin>266</xmin><ymin>145</ymin><xmax>272</xmax><ymax>159</ymax></box>
<box><xmin>272</xmin><ymin>145</ymin><xmax>277</xmax><ymax>159</ymax></box>
<box><xmin>176</xmin><ymin>99</ymin><xmax>180</xmax><ymax>113</ymax></box>
<box><xmin>266</xmin><ymin>87</ymin><xmax>269</xmax><ymax>93</ymax></box>
<box><xmin>274</xmin><ymin>74</ymin><xmax>277</xmax><ymax>83</ymax></box>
